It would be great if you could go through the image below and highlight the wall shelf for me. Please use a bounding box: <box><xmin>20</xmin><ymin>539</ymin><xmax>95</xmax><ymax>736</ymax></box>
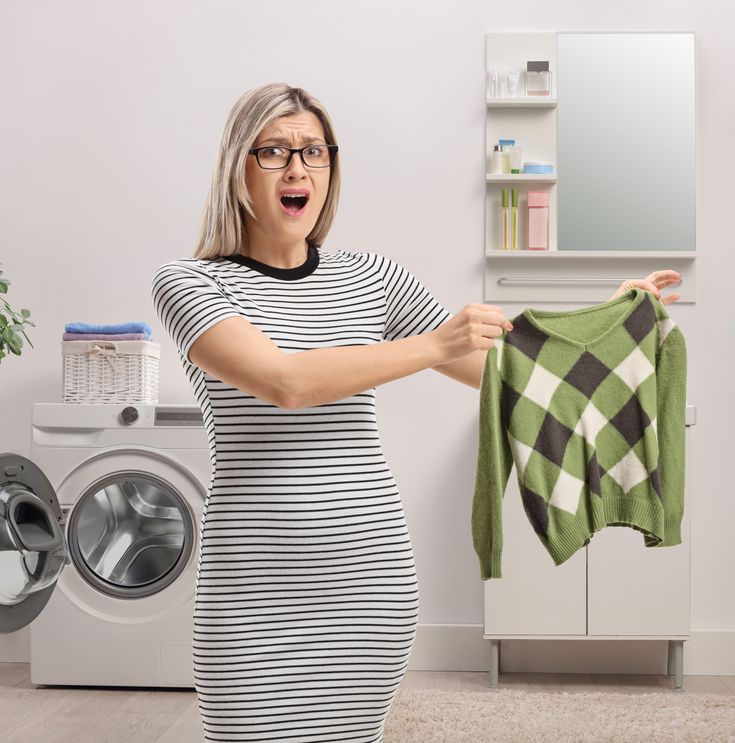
<box><xmin>485</xmin><ymin>250</ymin><xmax>698</xmax><ymax>259</ymax></box>
<box><xmin>487</xmin><ymin>97</ymin><xmax>557</xmax><ymax>108</ymax></box>
<box><xmin>486</xmin><ymin>174</ymin><xmax>557</xmax><ymax>183</ymax></box>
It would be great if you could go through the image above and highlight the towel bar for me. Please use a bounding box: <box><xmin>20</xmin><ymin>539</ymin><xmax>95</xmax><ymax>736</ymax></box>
<box><xmin>497</xmin><ymin>276</ymin><xmax>632</xmax><ymax>286</ymax></box>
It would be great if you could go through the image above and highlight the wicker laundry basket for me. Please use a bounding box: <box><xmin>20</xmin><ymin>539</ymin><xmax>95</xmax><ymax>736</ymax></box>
<box><xmin>62</xmin><ymin>339</ymin><xmax>160</xmax><ymax>404</ymax></box>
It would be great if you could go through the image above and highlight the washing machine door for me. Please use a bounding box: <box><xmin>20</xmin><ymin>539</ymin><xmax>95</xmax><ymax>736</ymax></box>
<box><xmin>0</xmin><ymin>453</ymin><xmax>70</xmax><ymax>634</ymax></box>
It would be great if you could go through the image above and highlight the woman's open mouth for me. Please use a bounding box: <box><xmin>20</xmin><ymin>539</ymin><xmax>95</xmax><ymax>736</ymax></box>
<box><xmin>279</xmin><ymin>194</ymin><xmax>309</xmax><ymax>217</ymax></box>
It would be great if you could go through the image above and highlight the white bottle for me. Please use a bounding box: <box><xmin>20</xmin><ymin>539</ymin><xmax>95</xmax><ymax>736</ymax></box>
<box><xmin>487</xmin><ymin>66</ymin><xmax>499</xmax><ymax>98</ymax></box>
<box><xmin>491</xmin><ymin>145</ymin><xmax>504</xmax><ymax>174</ymax></box>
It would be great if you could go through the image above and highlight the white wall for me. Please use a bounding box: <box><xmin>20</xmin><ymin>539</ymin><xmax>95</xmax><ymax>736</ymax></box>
<box><xmin>1</xmin><ymin>0</ymin><xmax>732</xmax><ymax>673</ymax></box>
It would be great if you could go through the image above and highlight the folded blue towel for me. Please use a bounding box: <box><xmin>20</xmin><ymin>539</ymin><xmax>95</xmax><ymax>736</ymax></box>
<box><xmin>65</xmin><ymin>321</ymin><xmax>153</xmax><ymax>336</ymax></box>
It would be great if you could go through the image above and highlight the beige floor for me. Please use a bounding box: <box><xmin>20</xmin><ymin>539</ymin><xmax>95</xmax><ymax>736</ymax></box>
<box><xmin>1</xmin><ymin>663</ymin><xmax>733</xmax><ymax>743</ymax></box>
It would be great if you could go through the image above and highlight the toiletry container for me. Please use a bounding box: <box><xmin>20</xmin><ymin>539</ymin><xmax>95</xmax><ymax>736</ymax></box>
<box><xmin>526</xmin><ymin>61</ymin><xmax>552</xmax><ymax>96</ymax></box>
<box><xmin>506</xmin><ymin>70</ymin><xmax>520</xmax><ymax>97</ymax></box>
<box><xmin>487</xmin><ymin>66</ymin><xmax>500</xmax><ymax>98</ymax></box>
<box><xmin>498</xmin><ymin>139</ymin><xmax>515</xmax><ymax>174</ymax></box>
<box><xmin>523</xmin><ymin>161</ymin><xmax>554</xmax><ymax>175</ymax></box>
<box><xmin>507</xmin><ymin>146</ymin><xmax>522</xmax><ymax>174</ymax></box>
<box><xmin>501</xmin><ymin>189</ymin><xmax>510</xmax><ymax>250</ymax></box>
<box><xmin>490</xmin><ymin>145</ymin><xmax>504</xmax><ymax>175</ymax></box>
<box><xmin>527</xmin><ymin>190</ymin><xmax>549</xmax><ymax>250</ymax></box>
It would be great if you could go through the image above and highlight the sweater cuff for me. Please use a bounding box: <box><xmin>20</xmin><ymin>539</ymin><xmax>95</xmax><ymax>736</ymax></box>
<box><xmin>660</xmin><ymin>511</ymin><xmax>683</xmax><ymax>546</ymax></box>
<box><xmin>480</xmin><ymin>545</ymin><xmax>504</xmax><ymax>580</ymax></box>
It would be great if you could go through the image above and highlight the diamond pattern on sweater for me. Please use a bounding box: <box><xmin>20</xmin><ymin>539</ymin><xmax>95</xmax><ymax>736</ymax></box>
<box><xmin>505</xmin><ymin>314</ymin><xmax>548</xmax><ymax>360</ymax></box>
<box><xmin>609</xmin><ymin>394</ymin><xmax>652</xmax><ymax>447</ymax></box>
<box><xmin>585</xmin><ymin>450</ymin><xmax>603</xmax><ymax>497</ymax></box>
<box><xmin>564</xmin><ymin>351</ymin><xmax>612</xmax><ymax>397</ymax></box>
<box><xmin>524</xmin><ymin>363</ymin><xmax>565</xmax><ymax>410</ymax></box>
<box><xmin>606</xmin><ymin>448</ymin><xmax>650</xmax><ymax>494</ymax></box>
<box><xmin>573</xmin><ymin>400</ymin><xmax>609</xmax><ymax>445</ymax></box>
<box><xmin>624</xmin><ymin>293</ymin><xmax>657</xmax><ymax>343</ymax></box>
<box><xmin>509</xmin><ymin>433</ymin><xmax>534</xmax><ymax>478</ymax></box>
<box><xmin>612</xmin><ymin>346</ymin><xmax>655</xmax><ymax>392</ymax></box>
<box><xmin>549</xmin><ymin>467</ymin><xmax>586</xmax><ymax>515</ymax></box>
<box><xmin>521</xmin><ymin>484</ymin><xmax>549</xmax><ymax>536</ymax></box>
<box><xmin>534</xmin><ymin>412</ymin><xmax>575</xmax><ymax>468</ymax></box>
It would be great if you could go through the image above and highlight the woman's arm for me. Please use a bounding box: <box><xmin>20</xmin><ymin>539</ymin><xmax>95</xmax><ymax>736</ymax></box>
<box><xmin>287</xmin><ymin>333</ymin><xmax>445</xmax><ymax>408</ymax></box>
<box><xmin>432</xmin><ymin>348</ymin><xmax>488</xmax><ymax>390</ymax></box>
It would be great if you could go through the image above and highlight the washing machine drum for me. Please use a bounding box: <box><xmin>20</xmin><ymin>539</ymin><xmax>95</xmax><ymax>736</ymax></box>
<box><xmin>0</xmin><ymin>453</ymin><xmax>70</xmax><ymax>634</ymax></box>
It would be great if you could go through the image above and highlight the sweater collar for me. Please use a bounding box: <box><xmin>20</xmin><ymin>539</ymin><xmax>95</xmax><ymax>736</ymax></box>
<box><xmin>520</xmin><ymin>288</ymin><xmax>647</xmax><ymax>350</ymax></box>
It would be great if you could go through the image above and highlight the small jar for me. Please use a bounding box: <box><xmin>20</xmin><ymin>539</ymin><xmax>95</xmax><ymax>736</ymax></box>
<box><xmin>526</xmin><ymin>61</ymin><xmax>551</xmax><ymax>96</ymax></box>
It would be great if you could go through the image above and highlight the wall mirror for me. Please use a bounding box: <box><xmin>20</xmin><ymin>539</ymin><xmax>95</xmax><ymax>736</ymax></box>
<box><xmin>557</xmin><ymin>32</ymin><xmax>695</xmax><ymax>252</ymax></box>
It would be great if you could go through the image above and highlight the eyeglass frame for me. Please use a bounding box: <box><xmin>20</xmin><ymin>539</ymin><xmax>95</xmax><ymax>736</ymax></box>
<box><xmin>247</xmin><ymin>143</ymin><xmax>339</xmax><ymax>170</ymax></box>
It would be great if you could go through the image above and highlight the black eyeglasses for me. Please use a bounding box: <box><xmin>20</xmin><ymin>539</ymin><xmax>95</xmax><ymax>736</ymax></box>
<box><xmin>248</xmin><ymin>143</ymin><xmax>339</xmax><ymax>170</ymax></box>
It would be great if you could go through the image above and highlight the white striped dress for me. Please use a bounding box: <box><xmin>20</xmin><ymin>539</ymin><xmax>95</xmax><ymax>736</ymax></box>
<box><xmin>150</xmin><ymin>244</ymin><xmax>452</xmax><ymax>742</ymax></box>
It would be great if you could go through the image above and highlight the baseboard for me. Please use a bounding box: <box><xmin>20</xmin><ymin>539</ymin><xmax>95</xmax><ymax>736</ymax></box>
<box><xmin>2</xmin><ymin>625</ymin><xmax>733</xmax><ymax>675</ymax></box>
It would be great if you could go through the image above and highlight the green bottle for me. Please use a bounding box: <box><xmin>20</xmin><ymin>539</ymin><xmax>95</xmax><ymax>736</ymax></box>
<box><xmin>501</xmin><ymin>189</ymin><xmax>509</xmax><ymax>250</ymax></box>
<box><xmin>511</xmin><ymin>188</ymin><xmax>518</xmax><ymax>250</ymax></box>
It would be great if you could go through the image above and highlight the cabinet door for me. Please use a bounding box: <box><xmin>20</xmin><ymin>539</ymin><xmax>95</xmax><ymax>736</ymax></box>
<box><xmin>484</xmin><ymin>475</ymin><xmax>586</xmax><ymax>635</ymax></box>
<box><xmin>587</xmin><ymin>424</ymin><xmax>693</xmax><ymax>636</ymax></box>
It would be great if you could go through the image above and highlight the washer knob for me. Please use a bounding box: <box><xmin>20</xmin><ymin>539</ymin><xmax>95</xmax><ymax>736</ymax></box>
<box><xmin>120</xmin><ymin>406</ymin><xmax>139</xmax><ymax>425</ymax></box>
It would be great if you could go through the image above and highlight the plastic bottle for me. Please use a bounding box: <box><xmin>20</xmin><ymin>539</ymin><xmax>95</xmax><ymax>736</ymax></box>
<box><xmin>501</xmin><ymin>189</ymin><xmax>509</xmax><ymax>250</ymax></box>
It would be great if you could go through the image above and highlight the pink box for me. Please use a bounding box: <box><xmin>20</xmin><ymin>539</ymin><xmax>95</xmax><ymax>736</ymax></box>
<box><xmin>528</xmin><ymin>191</ymin><xmax>548</xmax><ymax>208</ymax></box>
<box><xmin>527</xmin><ymin>190</ymin><xmax>549</xmax><ymax>250</ymax></box>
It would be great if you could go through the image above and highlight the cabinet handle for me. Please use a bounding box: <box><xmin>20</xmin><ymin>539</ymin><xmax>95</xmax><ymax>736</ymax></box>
<box><xmin>497</xmin><ymin>276</ymin><xmax>629</xmax><ymax>285</ymax></box>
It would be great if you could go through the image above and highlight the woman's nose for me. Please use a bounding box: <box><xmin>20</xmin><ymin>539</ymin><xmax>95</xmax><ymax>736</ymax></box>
<box><xmin>285</xmin><ymin>151</ymin><xmax>308</xmax><ymax>174</ymax></box>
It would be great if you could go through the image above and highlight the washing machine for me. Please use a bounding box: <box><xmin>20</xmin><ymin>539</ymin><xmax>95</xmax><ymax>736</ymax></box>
<box><xmin>0</xmin><ymin>402</ymin><xmax>211</xmax><ymax>687</ymax></box>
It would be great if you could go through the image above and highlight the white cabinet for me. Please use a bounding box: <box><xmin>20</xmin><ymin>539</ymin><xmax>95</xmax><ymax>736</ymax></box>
<box><xmin>483</xmin><ymin>404</ymin><xmax>695</xmax><ymax>690</ymax></box>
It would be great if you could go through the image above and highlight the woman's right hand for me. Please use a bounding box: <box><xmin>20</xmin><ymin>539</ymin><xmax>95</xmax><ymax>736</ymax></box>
<box><xmin>431</xmin><ymin>304</ymin><xmax>513</xmax><ymax>365</ymax></box>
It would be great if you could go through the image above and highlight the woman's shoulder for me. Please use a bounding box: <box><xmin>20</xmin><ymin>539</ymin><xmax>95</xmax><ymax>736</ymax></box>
<box><xmin>324</xmin><ymin>247</ymin><xmax>394</xmax><ymax>273</ymax></box>
<box><xmin>153</xmin><ymin>256</ymin><xmax>213</xmax><ymax>271</ymax></box>
<box><xmin>150</xmin><ymin>257</ymin><xmax>226</xmax><ymax>292</ymax></box>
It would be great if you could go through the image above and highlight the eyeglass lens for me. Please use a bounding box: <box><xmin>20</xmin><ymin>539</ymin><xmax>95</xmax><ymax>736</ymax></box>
<box><xmin>258</xmin><ymin>145</ymin><xmax>331</xmax><ymax>169</ymax></box>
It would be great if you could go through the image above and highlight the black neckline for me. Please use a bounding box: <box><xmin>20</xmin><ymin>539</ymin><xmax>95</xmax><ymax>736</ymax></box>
<box><xmin>223</xmin><ymin>244</ymin><xmax>319</xmax><ymax>280</ymax></box>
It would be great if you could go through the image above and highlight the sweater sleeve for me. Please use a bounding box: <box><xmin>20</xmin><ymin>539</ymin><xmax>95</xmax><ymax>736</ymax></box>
<box><xmin>150</xmin><ymin>260</ymin><xmax>241</xmax><ymax>366</ymax></box>
<box><xmin>471</xmin><ymin>344</ymin><xmax>514</xmax><ymax>579</ymax></box>
<box><xmin>377</xmin><ymin>254</ymin><xmax>453</xmax><ymax>340</ymax></box>
<box><xmin>647</xmin><ymin>324</ymin><xmax>687</xmax><ymax>547</ymax></box>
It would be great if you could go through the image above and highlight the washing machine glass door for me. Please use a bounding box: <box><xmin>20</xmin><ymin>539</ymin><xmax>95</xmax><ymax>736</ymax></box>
<box><xmin>0</xmin><ymin>453</ymin><xmax>70</xmax><ymax>634</ymax></box>
<box><xmin>66</xmin><ymin>468</ymin><xmax>195</xmax><ymax>599</ymax></box>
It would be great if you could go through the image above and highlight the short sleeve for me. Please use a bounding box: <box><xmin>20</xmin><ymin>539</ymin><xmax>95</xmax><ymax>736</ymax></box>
<box><xmin>150</xmin><ymin>260</ymin><xmax>241</xmax><ymax>366</ymax></box>
<box><xmin>377</xmin><ymin>254</ymin><xmax>453</xmax><ymax>341</ymax></box>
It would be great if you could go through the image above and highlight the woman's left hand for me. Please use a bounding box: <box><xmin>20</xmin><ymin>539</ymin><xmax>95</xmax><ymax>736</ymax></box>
<box><xmin>608</xmin><ymin>270</ymin><xmax>682</xmax><ymax>305</ymax></box>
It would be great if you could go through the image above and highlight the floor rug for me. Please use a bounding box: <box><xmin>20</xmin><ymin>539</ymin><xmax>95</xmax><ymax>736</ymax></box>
<box><xmin>384</xmin><ymin>688</ymin><xmax>735</xmax><ymax>743</ymax></box>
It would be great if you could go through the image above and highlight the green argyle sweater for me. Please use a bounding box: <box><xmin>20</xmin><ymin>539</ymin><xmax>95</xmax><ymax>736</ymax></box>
<box><xmin>471</xmin><ymin>287</ymin><xmax>687</xmax><ymax>580</ymax></box>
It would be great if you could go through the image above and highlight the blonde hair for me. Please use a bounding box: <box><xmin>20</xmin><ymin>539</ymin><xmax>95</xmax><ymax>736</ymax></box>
<box><xmin>192</xmin><ymin>83</ymin><xmax>341</xmax><ymax>260</ymax></box>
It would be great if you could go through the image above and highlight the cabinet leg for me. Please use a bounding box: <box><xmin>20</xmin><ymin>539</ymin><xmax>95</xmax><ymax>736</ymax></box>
<box><xmin>671</xmin><ymin>641</ymin><xmax>684</xmax><ymax>692</ymax></box>
<box><xmin>488</xmin><ymin>640</ymin><xmax>500</xmax><ymax>688</ymax></box>
<box><xmin>667</xmin><ymin>640</ymin><xmax>674</xmax><ymax>677</ymax></box>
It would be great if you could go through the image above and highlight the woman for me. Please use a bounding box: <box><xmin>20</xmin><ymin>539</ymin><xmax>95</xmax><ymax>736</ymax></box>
<box><xmin>151</xmin><ymin>82</ymin><xmax>681</xmax><ymax>742</ymax></box>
